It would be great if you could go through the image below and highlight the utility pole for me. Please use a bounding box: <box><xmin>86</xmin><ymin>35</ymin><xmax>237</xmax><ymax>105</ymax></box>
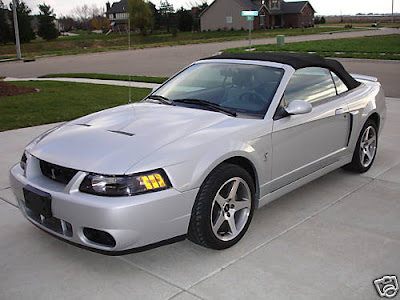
<box><xmin>392</xmin><ymin>0</ymin><xmax>395</xmax><ymax>23</ymax></box>
<box><xmin>12</xmin><ymin>0</ymin><xmax>22</xmax><ymax>60</ymax></box>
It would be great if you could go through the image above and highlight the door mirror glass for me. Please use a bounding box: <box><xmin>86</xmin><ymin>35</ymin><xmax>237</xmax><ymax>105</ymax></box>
<box><xmin>285</xmin><ymin>100</ymin><xmax>312</xmax><ymax>115</ymax></box>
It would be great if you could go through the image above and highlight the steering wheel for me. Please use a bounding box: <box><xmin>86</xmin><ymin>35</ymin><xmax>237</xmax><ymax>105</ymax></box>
<box><xmin>239</xmin><ymin>92</ymin><xmax>265</xmax><ymax>107</ymax></box>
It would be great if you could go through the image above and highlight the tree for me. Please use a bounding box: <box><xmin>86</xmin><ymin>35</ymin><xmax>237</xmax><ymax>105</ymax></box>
<box><xmin>148</xmin><ymin>1</ymin><xmax>161</xmax><ymax>30</ymax></box>
<box><xmin>128</xmin><ymin>0</ymin><xmax>153</xmax><ymax>36</ymax></box>
<box><xmin>159</xmin><ymin>0</ymin><xmax>174</xmax><ymax>32</ymax></box>
<box><xmin>176</xmin><ymin>7</ymin><xmax>193</xmax><ymax>32</ymax></box>
<box><xmin>58</xmin><ymin>16</ymin><xmax>74</xmax><ymax>32</ymax></box>
<box><xmin>37</xmin><ymin>4</ymin><xmax>58</xmax><ymax>40</ymax></box>
<box><xmin>0</xmin><ymin>0</ymin><xmax>12</xmax><ymax>44</ymax></box>
<box><xmin>90</xmin><ymin>16</ymin><xmax>110</xmax><ymax>32</ymax></box>
<box><xmin>72</xmin><ymin>4</ymin><xmax>106</xmax><ymax>30</ymax></box>
<box><xmin>9</xmin><ymin>0</ymin><xmax>35</xmax><ymax>43</ymax></box>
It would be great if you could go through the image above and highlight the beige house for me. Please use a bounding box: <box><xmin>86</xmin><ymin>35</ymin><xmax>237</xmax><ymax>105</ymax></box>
<box><xmin>200</xmin><ymin>0</ymin><xmax>315</xmax><ymax>31</ymax></box>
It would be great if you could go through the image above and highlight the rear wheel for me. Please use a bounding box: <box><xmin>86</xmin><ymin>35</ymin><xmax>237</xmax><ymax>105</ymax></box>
<box><xmin>345</xmin><ymin>119</ymin><xmax>378</xmax><ymax>173</ymax></box>
<box><xmin>188</xmin><ymin>163</ymin><xmax>255</xmax><ymax>249</ymax></box>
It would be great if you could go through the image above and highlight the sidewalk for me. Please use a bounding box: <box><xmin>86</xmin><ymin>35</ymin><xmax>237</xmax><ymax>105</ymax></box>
<box><xmin>4</xmin><ymin>77</ymin><xmax>160</xmax><ymax>89</ymax></box>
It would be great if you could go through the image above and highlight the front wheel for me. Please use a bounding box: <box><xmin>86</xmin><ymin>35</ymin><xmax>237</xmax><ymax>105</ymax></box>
<box><xmin>188</xmin><ymin>163</ymin><xmax>255</xmax><ymax>250</ymax></box>
<box><xmin>345</xmin><ymin>119</ymin><xmax>378</xmax><ymax>173</ymax></box>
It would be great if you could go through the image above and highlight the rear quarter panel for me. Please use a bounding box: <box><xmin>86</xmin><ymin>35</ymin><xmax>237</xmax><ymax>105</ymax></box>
<box><xmin>345</xmin><ymin>80</ymin><xmax>386</xmax><ymax>155</ymax></box>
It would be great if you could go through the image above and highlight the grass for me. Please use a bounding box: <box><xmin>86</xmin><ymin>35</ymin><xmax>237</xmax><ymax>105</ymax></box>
<box><xmin>0</xmin><ymin>26</ymin><xmax>358</xmax><ymax>60</ymax></box>
<box><xmin>39</xmin><ymin>73</ymin><xmax>168</xmax><ymax>84</ymax></box>
<box><xmin>0</xmin><ymin>81</ymin><xmax>150</xmax><ymax>131</ymax></box>
<box><xmin>224</xmin><ymin>34</ymin><xmax>400</xmax><ymax>60</ymax></box>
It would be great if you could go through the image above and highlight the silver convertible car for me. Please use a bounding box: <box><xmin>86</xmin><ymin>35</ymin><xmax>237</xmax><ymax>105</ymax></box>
<box><xmin>10</xmin><ymin>53</ymin><xmax>386</xmax><ymax>253</ymax></box>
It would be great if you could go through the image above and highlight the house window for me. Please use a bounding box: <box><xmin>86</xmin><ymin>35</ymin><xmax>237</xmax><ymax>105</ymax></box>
<box><xmin>260</xmin><ymin>14</ymin><xmax>265</xmax><ymax>26</ymax></box>
<box><xmin>271</xmin><ymin>0</ymin><xmax>279</xmax><ymax>9</ymax></box>
<box><xmin>226</xmin><ymin>16</ymin><xmax>232</xmax><ymax>24</ymax></box>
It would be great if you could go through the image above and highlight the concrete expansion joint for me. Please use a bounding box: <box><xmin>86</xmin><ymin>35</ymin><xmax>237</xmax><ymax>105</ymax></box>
<box><xmin>0</xmin><ymin>196</ymin><xmax>18</xmax><ymax>208</ymax></box>
<box><xmin>184</xmin><ymin>177</ymin><xmax>374</xmax><ymax>291</ymax></box>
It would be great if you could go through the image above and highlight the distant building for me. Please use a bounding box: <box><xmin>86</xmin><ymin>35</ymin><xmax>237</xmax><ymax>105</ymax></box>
<box><xmin>106</xmin><ymin>0</ymin><xmax>129</xmax><ymax>33</ymax></box>
<box><xmin>200</xmin><ymin>0</ymin><xmax>315</xmax><ymax>31</ymax></box>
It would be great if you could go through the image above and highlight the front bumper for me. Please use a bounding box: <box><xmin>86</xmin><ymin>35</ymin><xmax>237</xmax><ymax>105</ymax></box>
<box><xmin>10</xmin><ymin>159</ymin><xmax>198</xmax><ymax>252</ymax></box>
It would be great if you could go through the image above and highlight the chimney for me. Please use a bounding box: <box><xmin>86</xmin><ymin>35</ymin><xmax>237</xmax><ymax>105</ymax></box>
<box><xmin>106</xmin><ymin>2</ymin><xmax>111</xmax><ymax>12</ymax></box>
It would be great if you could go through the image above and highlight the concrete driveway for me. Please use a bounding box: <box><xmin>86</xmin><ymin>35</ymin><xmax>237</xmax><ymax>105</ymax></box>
<box><xmin>1</xmin><ymin>97</ymin><xmax>399</xmax><ymax>299</ymax></box>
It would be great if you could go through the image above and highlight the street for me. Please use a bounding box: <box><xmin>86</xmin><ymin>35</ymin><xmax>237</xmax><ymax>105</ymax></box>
<box><xmin>1</xmin><ymin>28</ymin><xmax>399</xmax><ymax>97</ymax></box>
<box><xmin>0</xmin><ymin>30</ymin><xmax>400</xmax><ymax>299</ymax></box>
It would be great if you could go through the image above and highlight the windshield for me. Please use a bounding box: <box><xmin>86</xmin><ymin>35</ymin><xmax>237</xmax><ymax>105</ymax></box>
<box><xmin>151</xmin><ymin>62</ymin><xmax>284</xmax><ymax>118</ymax></box>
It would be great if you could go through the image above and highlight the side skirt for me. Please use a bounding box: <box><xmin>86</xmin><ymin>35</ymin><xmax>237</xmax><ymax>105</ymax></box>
<box><xmin>257</xmin><ymin>156</ymin><xmax>352</xmax><ymax>209</ymax></box>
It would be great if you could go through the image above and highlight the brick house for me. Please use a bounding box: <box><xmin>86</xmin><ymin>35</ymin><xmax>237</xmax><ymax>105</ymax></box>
<box><xmin>200</xmin><ymin>0</ymin><xmax>315</xmax><ymax>31</ymax></box>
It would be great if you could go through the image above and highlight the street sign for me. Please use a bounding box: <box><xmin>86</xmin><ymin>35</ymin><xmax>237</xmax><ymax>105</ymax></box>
<box><xmin>246</xmin><ymin>16</ymin><xmax>255</xmax><ymax>21</ymax></box>
<box><xmin>241</xmin><ymin>11</ymin><xmax>259</xmax><ymax>17</ymax></box>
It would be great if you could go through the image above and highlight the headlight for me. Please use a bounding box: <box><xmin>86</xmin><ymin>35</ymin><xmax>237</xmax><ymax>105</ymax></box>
<box><xmin>20</xmin><ymin>152</ymin><xmax>27</xmax><ymax>171</ymax></box>
<box><xmin>79</xmin><ymin>169</ymin><xmax>172</xmax><ymax>196</ymax></box>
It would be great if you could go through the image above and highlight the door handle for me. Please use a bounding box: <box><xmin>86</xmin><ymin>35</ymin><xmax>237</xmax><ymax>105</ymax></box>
<box><xmin>335</xmin><ymin>108</ymin><xmax>345</xmax><ymax>115</ymax></box>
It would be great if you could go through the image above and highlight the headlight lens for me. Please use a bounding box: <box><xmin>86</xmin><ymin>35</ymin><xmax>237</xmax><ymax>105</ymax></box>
<box><xmin>79</xmin><ymin>169</ymin><xmax>172</xmax><ymax>196</ymax></box>
<box><xmin>20</xmin><ymin>152</ymin><xmax>27</xmax><ymax>171</ymax></box>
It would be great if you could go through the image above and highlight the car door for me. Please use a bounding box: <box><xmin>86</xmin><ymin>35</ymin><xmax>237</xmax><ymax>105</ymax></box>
<box><xmin>270</xmin><ymin>67</ymin><xmax>351</xmax><ymax>192</ymax></box>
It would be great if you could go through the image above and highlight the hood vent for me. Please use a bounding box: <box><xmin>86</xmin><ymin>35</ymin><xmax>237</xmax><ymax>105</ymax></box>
<box><xmin>76</xmin><ymin>123</ymin><xmax>91</xmax><ymax>127</ymax></box>
<box><xmin>108</xmin><ymin>130</ymin><xmax>135</xmax><ymax>137</ymax></box>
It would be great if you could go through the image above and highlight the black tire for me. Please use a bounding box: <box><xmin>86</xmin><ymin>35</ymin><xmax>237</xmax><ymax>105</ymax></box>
<box><xmin>344</xmin><ymin>119</ymin><xmax>378</xmax><ymax>173</ymax></box>
<box><xmin>188</xmin><ymin>163</ymin><xmax>255</xmax><ymax>250</ymax></box>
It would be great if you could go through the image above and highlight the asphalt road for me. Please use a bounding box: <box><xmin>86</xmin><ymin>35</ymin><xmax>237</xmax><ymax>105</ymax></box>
<box><xmin>1</xmin><ymin>28</ymin><xmax>399</xmax><ymax>97</ymax></box>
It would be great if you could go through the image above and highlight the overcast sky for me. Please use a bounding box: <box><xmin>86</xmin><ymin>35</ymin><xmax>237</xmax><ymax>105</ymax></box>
<box><xmin>20</xmin><ymin>0</ymin><xmax>400</xmax><ymax>17</ymax></box>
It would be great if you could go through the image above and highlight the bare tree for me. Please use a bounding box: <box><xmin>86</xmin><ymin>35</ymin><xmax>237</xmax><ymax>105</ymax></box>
<box><xmin>71</xmin><ymin>4</ymin><xmax>104</xmax><ymax>30</ymax></box>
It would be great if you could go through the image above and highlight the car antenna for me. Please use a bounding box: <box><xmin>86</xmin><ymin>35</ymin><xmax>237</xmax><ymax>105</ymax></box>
<box><xmin>128</xmin><ymin>14</ymin><xmax>132</xmax><ymax>104</ymax></box>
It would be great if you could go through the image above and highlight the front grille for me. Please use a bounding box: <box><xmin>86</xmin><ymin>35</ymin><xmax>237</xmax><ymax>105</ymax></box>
<box><xmin>40</xmin><ymin>160</ymin><xmax>78</xmax><ymax>184</ymax></box>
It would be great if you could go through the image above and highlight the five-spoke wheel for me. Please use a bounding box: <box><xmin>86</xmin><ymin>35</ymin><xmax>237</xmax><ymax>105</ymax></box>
<box><xmin>211</xmin><ymin>177</ymin><xmax>252</xmax><ymax>242</ymax></box>
<box><xmin>188</xmin><ymin>163</ymin><xmax>255</xmax><ymax>249</ymax></box>
<box><xmin>345</xmin><ymin>119</ymin><xmax>378</xmax><ymax>173</ymax></box>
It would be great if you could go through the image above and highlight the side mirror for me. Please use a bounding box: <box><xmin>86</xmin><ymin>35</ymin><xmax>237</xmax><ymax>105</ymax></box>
<box><xmin>285</xmin><ymin>100</ymin><xmax>312</xmax><ymax>115</ymax></box>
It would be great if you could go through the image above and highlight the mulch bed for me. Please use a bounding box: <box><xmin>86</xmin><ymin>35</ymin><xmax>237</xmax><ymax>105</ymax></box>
<box><xmin>0</xmin><ymin>81</ymin><xmax>37</xmax><ymax>98</ymax></box>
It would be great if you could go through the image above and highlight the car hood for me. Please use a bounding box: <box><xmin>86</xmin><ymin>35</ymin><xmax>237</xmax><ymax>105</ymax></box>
<box><xmin>28</xmin><ymin>103</ymin><xmax>231</xmax><ymax>174</ymax></box>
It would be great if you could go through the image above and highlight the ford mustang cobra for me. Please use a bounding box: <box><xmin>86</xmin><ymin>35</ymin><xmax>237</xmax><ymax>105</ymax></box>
<box><xmin>10</xmin><ymin>53</ymin><xmax>386</xmax><ymax>253</ymax></box>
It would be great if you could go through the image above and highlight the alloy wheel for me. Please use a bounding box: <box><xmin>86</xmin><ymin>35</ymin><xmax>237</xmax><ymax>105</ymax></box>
<box><xmin>359</xmin><ymin>125</ymin><xmax>377</xmax><ymax>168</ymax></box>
<box><xmin>210</xmin><ymin>177</ymin><xmax>252</xmax><ymax>242</ymax></box>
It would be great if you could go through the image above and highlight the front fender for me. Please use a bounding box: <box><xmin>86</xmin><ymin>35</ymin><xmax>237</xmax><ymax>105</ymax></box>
<box><xmin>127</xmin><ymin>123</ymin><xmax>272</xmax><ymax>194</ymax></box>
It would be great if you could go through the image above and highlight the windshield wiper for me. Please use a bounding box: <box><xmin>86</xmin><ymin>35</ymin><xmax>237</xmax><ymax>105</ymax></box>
<box><xmin>174</xmin><ymin>99</ymin><xmax>237</xmax><ymax>117</ymax></box>
<box><xmin>146</xmin><ymin>95</ymin><xmax>175</xmax><ymax>106</ymax></box>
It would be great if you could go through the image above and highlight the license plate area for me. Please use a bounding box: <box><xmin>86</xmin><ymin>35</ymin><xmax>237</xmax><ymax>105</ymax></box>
<box><xmin>23</xmin><ymin>185</ymin><xmax>52</xmax><ymax>218</ymax></box>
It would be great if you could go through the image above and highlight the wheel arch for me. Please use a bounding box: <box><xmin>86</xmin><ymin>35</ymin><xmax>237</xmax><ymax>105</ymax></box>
<box><xmin>367</xmin><ymin>112</ymin><xmax>381</xmax><ymax>132</ymax></box>
<box><xmin>215</xmin><ymin>156</ymin><xmax>261</xmax><ymax>208</ymax></box>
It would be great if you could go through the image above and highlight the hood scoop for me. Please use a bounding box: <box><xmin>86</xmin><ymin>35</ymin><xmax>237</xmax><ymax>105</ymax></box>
<box><xmin>76</xmin><ymin>123</ymin><xmax>91</xmax><ymax>127</ymax></box>
<box><xmin>108</xmin><ymin>130</ymin><xmax>135</xmax><ymax>137</ymax></box>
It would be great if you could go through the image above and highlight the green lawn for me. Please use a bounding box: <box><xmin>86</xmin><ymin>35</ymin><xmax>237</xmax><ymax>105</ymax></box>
<box><xmin>0</xmin><ymin>81</ymin><xmax>150</xmax><ymax>131</ymax></box>
<box><xmin>0</xmin><ymin>26</ymin><xmax>358</xmax><ymax>60</ymax></box>
<box><xmin>224</xmin><ymin>34</ymin><xmax>400</xmax><ymax>60</ymax></box>
<box><xmin>39</xmin><ymin>73</ymin><xmax>168</xmax><ymax>84</ymax></box>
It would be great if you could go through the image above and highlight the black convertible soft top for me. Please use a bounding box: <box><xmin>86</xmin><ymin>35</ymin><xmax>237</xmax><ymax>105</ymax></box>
<box><xmin>201</xmin><ymin>53</ymin><xmax>361</xmax><ymax>90</ymax></box>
